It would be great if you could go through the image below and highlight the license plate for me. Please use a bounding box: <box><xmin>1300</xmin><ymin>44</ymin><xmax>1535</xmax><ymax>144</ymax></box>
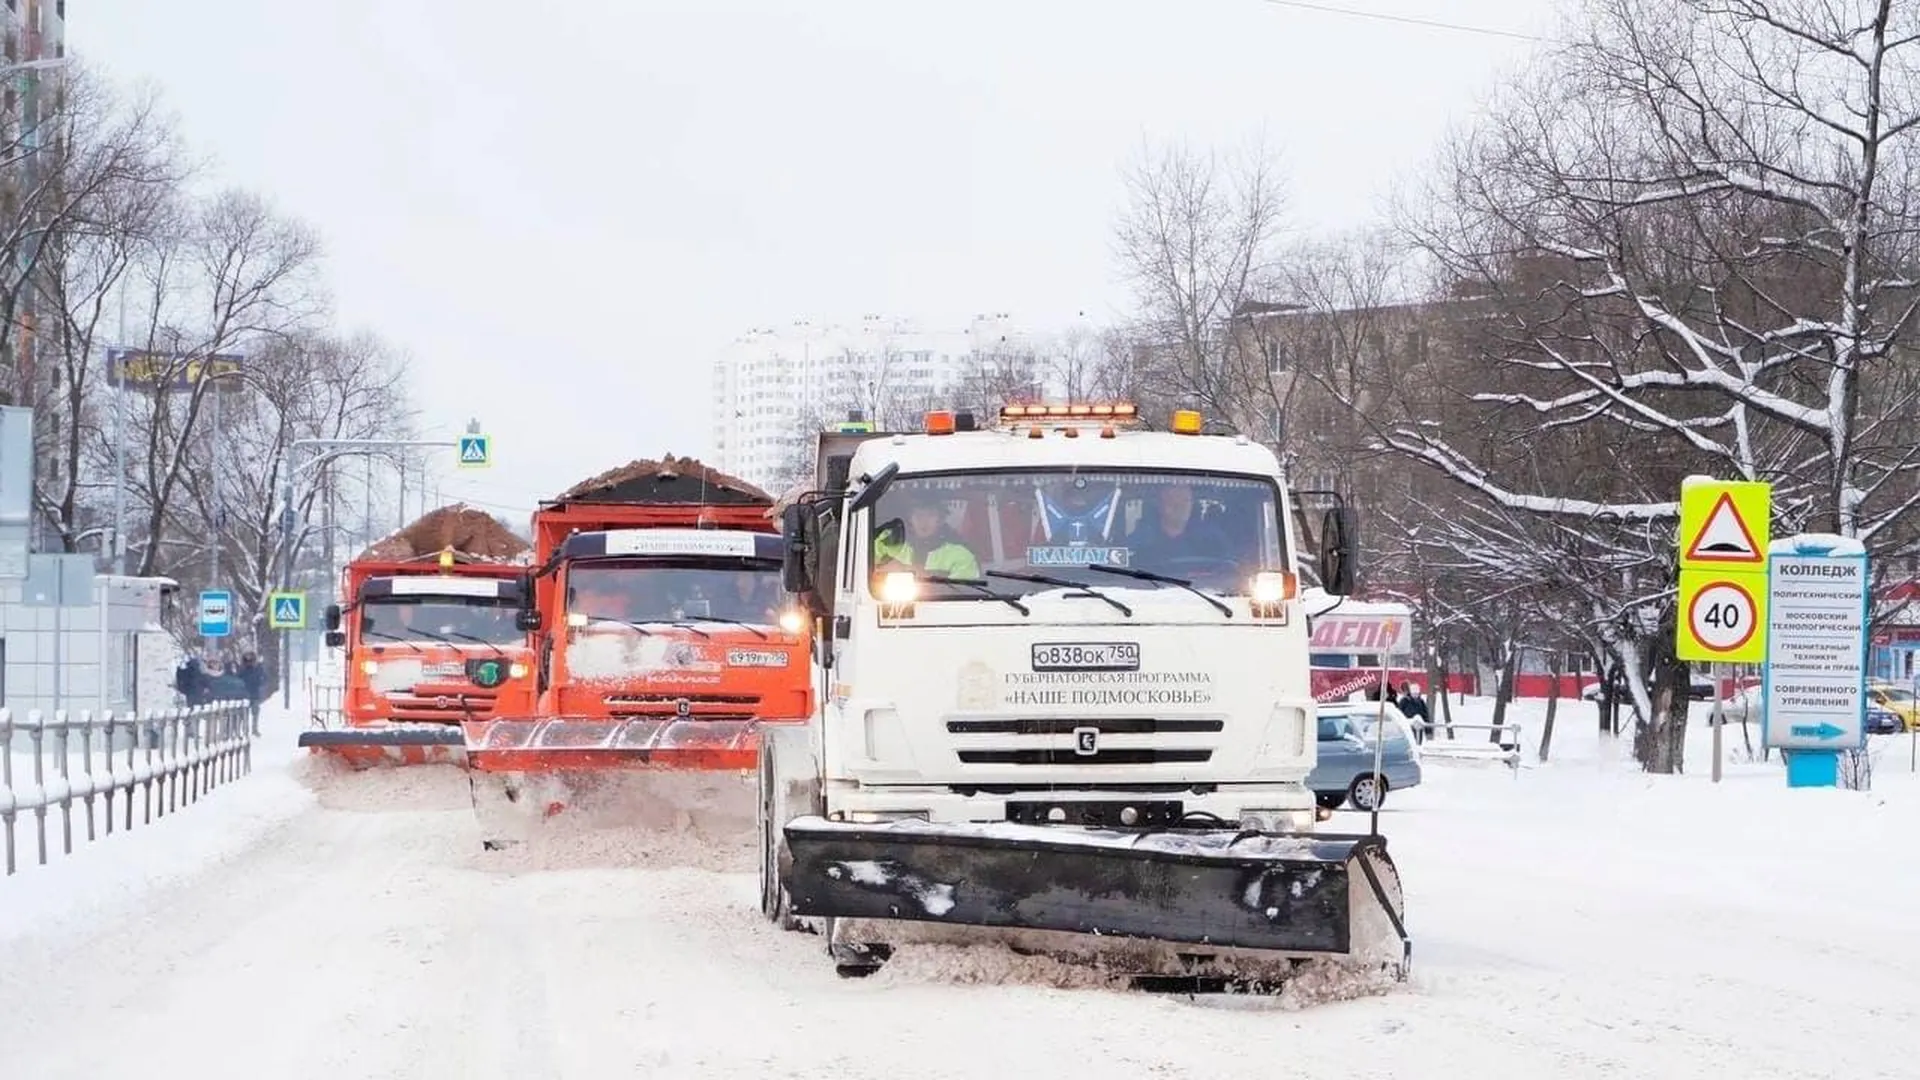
<box><xmin>1030</xmin><ymin>642</ymin><xmax>1140</xmax><ymax>672</ymax></box>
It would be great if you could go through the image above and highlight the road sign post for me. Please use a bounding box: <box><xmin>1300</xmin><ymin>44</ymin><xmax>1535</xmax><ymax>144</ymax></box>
<box><xmin>199</xmin><ymin>589</ymin><xmax>233</xmax><ymax>639</ymax></box>
<box><xmin>268</xmin><ymin>590</ymin><xmax>307</xmax><ymax>631</ymax></box>
<box><xmin>1763</xmin><ymin>534</ymin><xmax>1870</xmax><ymax>788</ymax></box>
<box><xmin>1675</xmin><ymin>477</ymin><xmax>1772</xmax><ymax>783</ymax></box>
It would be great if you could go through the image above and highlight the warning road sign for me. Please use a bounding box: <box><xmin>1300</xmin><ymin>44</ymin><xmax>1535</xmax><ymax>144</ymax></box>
<box><xmin>268</xmin><ymin>590</ymin><xmax>307</xmax><ymax>630</ymax></box>
<box><xmin>1677</xmin><ymin>571</ymin><xmax>1765</xmax><ymax>663</ymax></box>
<box><xmin>1679</xmin><ymin>478</ymin><xmax>1771</xmax><ymax>571</ymax></box>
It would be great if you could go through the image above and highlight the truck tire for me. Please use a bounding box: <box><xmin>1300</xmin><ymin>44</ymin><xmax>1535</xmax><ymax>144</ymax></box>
<box><xmin>758</xmin><ymin>723</ymin><xmax>819</xmax><ymax>931</ymax></box>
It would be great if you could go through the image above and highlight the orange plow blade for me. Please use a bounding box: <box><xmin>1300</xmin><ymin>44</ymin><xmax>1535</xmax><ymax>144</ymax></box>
<box><xmin>460</xmin><ymin>717</ymin><xmax>771</xmax><ymax>853</ymax></box>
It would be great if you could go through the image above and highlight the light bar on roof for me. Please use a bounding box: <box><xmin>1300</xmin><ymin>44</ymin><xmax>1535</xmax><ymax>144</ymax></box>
<box><xmin>997</xmin><ymin>402</ymin><xmax>1139</xmax><ymax>424</ymax></box>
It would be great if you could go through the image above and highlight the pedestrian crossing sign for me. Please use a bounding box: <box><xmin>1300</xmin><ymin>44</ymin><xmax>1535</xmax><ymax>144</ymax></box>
<box><xmin>457</xmin><ymin>433</ymin><xmax>491</xmax><ymax>468</ymax></box>
<box><xmin>268</xmin><ymin>591</ymin><xmax>307</xmax><ymax>630</ymax></box>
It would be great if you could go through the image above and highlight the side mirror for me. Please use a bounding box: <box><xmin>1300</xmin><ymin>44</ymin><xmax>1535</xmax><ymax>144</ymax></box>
<box><xmin>324</xmin><ymin>603</ymin><xmax>341</xmax><ymax>631</ymax></box>
<box><xmin>782</xmin><ymin>502</ymin><xmax>816</xmax><ymax>595</ymax></box>
<box><xmin>1319</xmin><ymin>506</ymin><xmax>1359</xmax><ymax>596</ymax></box>
<box><xmin>324</xmin><ymin>630</ymin><xmax>345</xmax><ymax>648</ymax></box>
<box><xmin>515</xmin><ymin>608</ymin><xmax>542</xmax><ymax>632</ymax></box>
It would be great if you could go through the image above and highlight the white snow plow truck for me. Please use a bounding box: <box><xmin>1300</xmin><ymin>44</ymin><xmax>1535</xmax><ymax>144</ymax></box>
<box><xmin>761</xmin><ymin>403</ymin><xmax>1410</xmax><ymax>990</ymax></box>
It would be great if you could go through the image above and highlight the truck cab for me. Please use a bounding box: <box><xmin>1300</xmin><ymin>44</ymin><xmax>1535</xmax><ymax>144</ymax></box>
<box><xmin>321</xmin><ymin>554</ymin><xmax>533</xmax><ymax>756</ymax></box>
<box><xmin>520</xmin><ymin>523</ymin><xmax>810</xmax><ymax>727</ymax></box>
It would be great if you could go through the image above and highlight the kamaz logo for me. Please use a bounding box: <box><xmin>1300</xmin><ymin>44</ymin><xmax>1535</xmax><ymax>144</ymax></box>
<box><xmin>675</xmin><ymin>698</ymin><xmax>692</xmax><ymax>717</ymax></box>
<box><xmin>1073</xmin><ymin>726</ymin><xmax>1099</xmax><ymax>756</ymax></box>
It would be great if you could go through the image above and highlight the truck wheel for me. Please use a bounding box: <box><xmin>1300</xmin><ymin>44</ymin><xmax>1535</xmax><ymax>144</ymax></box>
<box><xmin>1346</xmin><ymin>773</ymin><xmax>1386</xmax><ymax>811</ymax></box>
<box><xmin>1315</xmin><ymin>791</ymin><xmax>1344</xmax><ymax>811</ymax></box>
<box><xmin>758</xmin><ymin>725</ymin><xmax>818</xmax><ymax>932</ymax></box>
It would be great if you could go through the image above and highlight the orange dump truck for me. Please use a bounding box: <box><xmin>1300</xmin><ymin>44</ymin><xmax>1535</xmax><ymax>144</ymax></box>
<box><xmin>297</xmin><ymin>505</ymin><xmax>533</xmax><ymax>768</ymax></box>
<box><xmin>462</xmin><ymin>456</ymin><xmax>814</xmax><ymax>847</ymax></box>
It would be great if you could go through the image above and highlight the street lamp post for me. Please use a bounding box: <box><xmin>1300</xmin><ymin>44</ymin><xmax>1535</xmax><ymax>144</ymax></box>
<box><xmin>276</xmin><ymin>433</ymin><xmax>476</xmax><ymax>706</ymax></box>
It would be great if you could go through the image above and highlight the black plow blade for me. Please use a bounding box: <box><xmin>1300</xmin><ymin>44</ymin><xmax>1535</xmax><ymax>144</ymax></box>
<box><xmin>783</xmin><ymin>817</ymin><xmax>1398</xmax><ymax>959</ymax></box>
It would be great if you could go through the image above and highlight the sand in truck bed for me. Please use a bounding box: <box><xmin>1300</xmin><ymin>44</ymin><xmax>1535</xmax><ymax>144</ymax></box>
<box><xmin>553</xmin><ymin>454</ymin><xmax>773</xmax><ymax>506</ymax></box>
<box><xmin>358</xmin><ymin>504</ymin><xmax>530</xmax><ymax>562</ymax></box>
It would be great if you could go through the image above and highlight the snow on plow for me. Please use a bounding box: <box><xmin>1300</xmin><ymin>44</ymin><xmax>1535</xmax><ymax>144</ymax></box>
<box><xmin>462</xmin><ymin>716</ymin><xmax>775</xmax><ymax>850</ymax></box>
<box><xmin>296</xmin><ymin>725</ymin><xmax>468</xmax><ymax>769</ymax></box>
<box><xmin>781</xmin><ymin>817</ymin><xmax>1410</xmax><ymax>990</ymax></box>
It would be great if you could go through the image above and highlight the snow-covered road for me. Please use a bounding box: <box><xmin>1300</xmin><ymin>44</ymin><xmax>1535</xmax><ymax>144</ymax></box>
<box><xmin>3</xmin><ymin>702</ymin><xmax>1916</xmax><ymax>1079</ymax></box>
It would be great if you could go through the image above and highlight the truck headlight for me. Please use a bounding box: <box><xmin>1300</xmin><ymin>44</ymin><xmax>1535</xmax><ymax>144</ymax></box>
<box><xmin>1240</xmin><ymin>809</ymin><xmax>1315</xmax><ymax>834</ymax></box>
<box><xmin>779</xmin><ymin>609</ymin><xmax>806</xmax><ymax>634</ymax></box>
<box><xmin>508</xmin><ymin>661</ymin><xmax>528</xmax><ymax>679</ymax></box>
<box><xmin>1251</xmin><ymin>571</ymin><xmax>1297</xmax><ymax>604</ymax></box>
<box><xmin>360</xmin><ymin>659</ymin><xmax>379</xmax><ymax>675</ymax></box>
<box><xmin>880</xmin><ymin>571</ymin><xmax>919</xmax><ymax>604</ymax></box>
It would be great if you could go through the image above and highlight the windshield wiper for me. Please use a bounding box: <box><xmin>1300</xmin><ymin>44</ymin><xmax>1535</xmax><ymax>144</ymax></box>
<box><xmin>444</xmin><ymin>629</ymin><xmax>510</xmax><ymax>657</ymax></box>
<box><xmin>677</xmin><ymin>613</ymin><xmax>770</xmax><ymax>640</ymax></box>
<box><xmin>1083</xmin><ymin>564</ymin><xmax>1233</xmax><ymax>617</ymax></box>
<box><xmin>575</xmin><ymin>612</ymin><xmax>652</xmax><ymax>636</ymax></box>
<box><xmin>922</xmin><ymin>576</ymin><xmax>1031</xmax><ymax>616</ymax></box>
<box><xmin>362</xmin><ymin>628</ymin><xmax>429</xmax><ymax>654</ymax></box>
<box><xmin>985</xmin><ymin>570</ymin><xmax>1133</xmax><ymax>617</ymax></box>
<box><xmin>665</xmin><ymin>620</ymin><xmax>714</xmax><ymax>640</ymax></box>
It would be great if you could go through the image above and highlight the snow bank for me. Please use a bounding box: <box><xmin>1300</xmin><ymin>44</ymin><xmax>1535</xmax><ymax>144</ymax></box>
<box><xmin>0</xmin><ymin>697</ymin><xmax>317</xmax><ymax>949</ymax></box>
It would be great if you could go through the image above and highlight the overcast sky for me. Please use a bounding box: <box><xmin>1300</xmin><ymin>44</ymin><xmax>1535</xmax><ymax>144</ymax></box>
<box><xmin>78</xmin><ymin>0</ymin><xmax>1551</xmax><ymax>515</ymax></box>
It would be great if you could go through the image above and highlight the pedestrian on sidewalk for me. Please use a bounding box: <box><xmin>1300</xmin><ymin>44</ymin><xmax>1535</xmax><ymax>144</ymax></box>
<box><xmin>238</xmin><ymin>652</ymin><xmax>267</xmax><ymax>735</ymax></box>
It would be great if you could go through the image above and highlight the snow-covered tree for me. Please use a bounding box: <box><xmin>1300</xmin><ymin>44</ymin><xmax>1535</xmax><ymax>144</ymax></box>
<box><xmin>1351</xmin><ymin>0</ymin><xmax>1920</xmax><ymax>771</ymax></box>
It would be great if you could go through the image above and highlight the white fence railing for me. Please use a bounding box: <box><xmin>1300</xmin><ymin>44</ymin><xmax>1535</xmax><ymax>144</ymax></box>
<box><xmin>0</xmin><ymin>701</ymin><xmax>255</xmax><ymax>876</ymax></box>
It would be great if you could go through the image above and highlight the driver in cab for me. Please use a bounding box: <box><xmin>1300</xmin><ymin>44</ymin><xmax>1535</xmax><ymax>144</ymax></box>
<box><xmin>1125</xmin><ymin>482</ymin><xmax>1230</xmax><ymax>565</ymax></box>
<box><xmin>873</xmin><ymin>489</ymin><xmax>981</xmax><ymax>583</ymax></box>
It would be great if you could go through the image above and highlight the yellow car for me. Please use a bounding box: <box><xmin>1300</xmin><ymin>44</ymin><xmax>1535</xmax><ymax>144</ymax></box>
<box><xmin>1867</xmin><ymin>683</ymin><xmax>1920</xmax><ymax>732</ymax></box>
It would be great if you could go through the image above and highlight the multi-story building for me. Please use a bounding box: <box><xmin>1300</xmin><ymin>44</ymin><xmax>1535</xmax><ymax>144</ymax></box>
<box><xmin>711</xmin><ymin>313</ymin><xmax>1058</xmax><ymax>491</ymax></box>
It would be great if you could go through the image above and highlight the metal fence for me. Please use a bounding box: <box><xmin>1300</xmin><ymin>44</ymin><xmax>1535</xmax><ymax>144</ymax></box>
<box><xmin>0</xmin><ymin>700</ymin><xmax>254</xmax><ymax>875</ymax></box>
<box><xmin>1414</xmin><ymin>721</ymin><xmax>1526</xmax><ymax>773</ymax></box>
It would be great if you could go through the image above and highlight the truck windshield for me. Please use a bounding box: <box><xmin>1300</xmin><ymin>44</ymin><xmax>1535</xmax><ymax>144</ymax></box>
<box><xmin>867</xmin><ymin>469</ymin><xmax>1286</xmax><ymax>598</ymax></box>
<box><xmin>567</xmin><ymin>559</ymin><xmax>786</xmax><ymax>626</ymax></box>
<box><xmin>359</xmin><ymin>598</ymin><xmax>522</xmax><ymax>645</ymax></box>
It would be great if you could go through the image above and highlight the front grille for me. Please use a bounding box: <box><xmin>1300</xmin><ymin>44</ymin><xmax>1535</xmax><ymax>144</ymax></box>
<box><xmin>602</xmin><ymin>693</ymin><xmax>761</xmax><ymax>707</ymax></box>
<box><xmin>948</xmin><ymin>714</ymin><xmax>1221</xmax><ymax>768</ymax></box>
<box><xmin>956</xmin><ymin>748</ymin><xmax>1212</xmax><ymax>766</ymax></box>
<box><xmin>600</xmin><ymin>693</ymin><xmax>761</xmax><ymax>721</ymax></box>
<box><xmin>385</xmin><ymin>692</ymin><xmax>496</xmax><ymax>721</ymax></box>
<box><xmin>946</xmin><ymin>717</ymin><xmax>1223</xmax><ymax>735</ymax></box>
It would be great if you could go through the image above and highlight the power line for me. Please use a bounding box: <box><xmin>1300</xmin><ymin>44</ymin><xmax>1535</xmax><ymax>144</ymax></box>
<box><xmin>1249</xmin><ymin>0</ymin><xmax>1555</xmax><ymax>44</ymax></box>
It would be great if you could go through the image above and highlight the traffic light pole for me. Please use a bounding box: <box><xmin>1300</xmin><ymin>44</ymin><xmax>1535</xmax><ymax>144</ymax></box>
<box><xmin>276</xmin><ymin>435</ymin><xmax>469</xmax><ymax>708</ymax></box>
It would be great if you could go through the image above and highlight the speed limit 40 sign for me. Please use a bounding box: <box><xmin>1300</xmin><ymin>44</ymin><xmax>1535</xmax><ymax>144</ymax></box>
<box><xmin>1678</xmin><ymin>571</ymin><xmax>1766</xmax><ymax>663</ymax></box>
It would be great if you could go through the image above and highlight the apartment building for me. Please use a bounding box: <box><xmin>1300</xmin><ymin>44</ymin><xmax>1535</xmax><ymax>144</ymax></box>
<box><xmin>711</xmin><ymin>313</ymin><xmax>1054</xmax><ymax>490</ymax></box>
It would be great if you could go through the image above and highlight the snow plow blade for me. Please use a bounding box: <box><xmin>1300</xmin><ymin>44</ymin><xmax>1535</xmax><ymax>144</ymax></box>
<box><xmin>782</xmin><ymin>817</ymin><xmax>1409</xmax><ymax>970</ymax></box>
<box><xmin>461</xmin><ymin>717</ymin><xmax>773</xmax><ymax>849</ymax></box>
<box><xmin>296</xmin><ymin>725</ymin><xmax>467</xmax><ymax>769</ymax></box>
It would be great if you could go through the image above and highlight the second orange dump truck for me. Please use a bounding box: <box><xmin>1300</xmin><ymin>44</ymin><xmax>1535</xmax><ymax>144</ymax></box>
<box><xmin>461</xmin><ymin>456</ymin><xmax>816</xmax><ymax>847</ymax></box>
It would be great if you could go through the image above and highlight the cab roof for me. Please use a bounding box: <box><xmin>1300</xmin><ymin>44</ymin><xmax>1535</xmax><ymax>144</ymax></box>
<box><xmin>844</xmin><ymin>427</ymin><xmax>1286</xmax><ymax>485</ymax></box>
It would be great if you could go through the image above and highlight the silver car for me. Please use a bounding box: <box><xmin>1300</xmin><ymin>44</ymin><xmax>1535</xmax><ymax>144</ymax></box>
<box><xmin>1308</xmin><ymin>707</ymin><xmax>1423</xmax><ymax>811</ymax></box>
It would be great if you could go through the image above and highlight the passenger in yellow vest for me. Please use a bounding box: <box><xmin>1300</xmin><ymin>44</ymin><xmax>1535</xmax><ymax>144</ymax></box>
<box><xmin>873</xmin><ymin>491</ymin><xmax>981</xmax><ymax>582</ymax></box>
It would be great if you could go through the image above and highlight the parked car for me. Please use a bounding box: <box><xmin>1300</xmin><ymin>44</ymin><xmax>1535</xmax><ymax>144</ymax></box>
<box><xmin>1866</xmin><ymin>682</ymin><xmax>1919</xmax><ymax>732</ymax></box>
<box><xmin>1308</xmin><ymin>707</ymin><xmax>1422</xmax><ymax>812</ymax></box>
<box><xmin>1581</xmin><ymin>673</ymin><xmax>1715</xmax><ymax>701</ymax></box>
<box><xmin>1717</xmin><ymin>684</ymin><xmax>1902</xmax><ymax>735</ymax></box>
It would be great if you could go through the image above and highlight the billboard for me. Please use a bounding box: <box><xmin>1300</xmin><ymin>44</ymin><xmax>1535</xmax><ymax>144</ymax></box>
<box><xmin>105</xmin><ymin>348</ymin><xmax>244</xmax><ymax>392</ymax></box>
